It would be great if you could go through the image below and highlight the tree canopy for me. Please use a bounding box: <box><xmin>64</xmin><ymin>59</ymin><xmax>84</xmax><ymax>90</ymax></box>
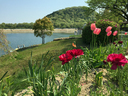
<box><xmin>0</xmin><ymin>29</ymin><xmax>10</xmax><ymax>55</ymax></box>
<box><xmin>33</xmin><ymin>16</ymin><xmax>54</xmax><ymax>44</ymax></box>
<box><xmin>86</xmin><ymin>0</ymin><xmax>128</xmax><ymax>22</ymax></box>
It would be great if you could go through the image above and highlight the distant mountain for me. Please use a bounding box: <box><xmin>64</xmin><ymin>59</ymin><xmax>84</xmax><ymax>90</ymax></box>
<box><xmin>46</xmin><ymin>6</ymin><xmax>97</xmax><ymax>28</ymax></box>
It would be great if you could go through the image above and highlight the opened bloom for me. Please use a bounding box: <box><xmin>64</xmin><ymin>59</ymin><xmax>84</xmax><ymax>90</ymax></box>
<box><xmin>106</xmin><ymin>26</ymin><xmax>112</xmax><ymax>32</ymax></box>
<box><xmin>113</xmin><ymin>31</ymin><xmax>118</xmax><ymax>36</ymax></box>
<box><xmin>113</xmin><ymin>42</ymin><xmax>116</xmax><ymax>44</ymax></box>
<box><xmin>107</xmin><ymin>31</ymin><xmax>112</xmax><ymax>36</ymax></box>
<box><xmin>93</xmin><ymin>28</ymin><xmax>101</xmax><ymax>35</ymax></box>
<box><xmin>93</xmin><ymin>28</ymin><xmax>98</xmax><ymax>34</ymax></box>
<box><xmin>125</xmin><ymin>32</ymin><xmax>127</xmax><ymax>35</ymax></box>
<box><xmin>118</xmin><ymin>41</ymin><xmax>123</xmax><ymax>44</ymax></box>
<box><xmin>69</xmin><ymin>49</ymin><xmax>84</xmax><ymax>58</ymax></box>
<box><xmin>91</xmin><ymin>23</ymin><xmax>96</xmax><ymax>31</ymax></box>
<box><xmin>59</xmin><ymin>53</ymin><xmax>73</xmax><ymax>65</ymax></box>
<box><xmin>107</xmin><ymin>53</ymin><xmax>128</xmax><ymax>70</ymax></box>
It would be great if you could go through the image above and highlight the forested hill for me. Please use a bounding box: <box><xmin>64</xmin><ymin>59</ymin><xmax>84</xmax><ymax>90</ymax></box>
<box><xmin>0</xmin><ymin>6</ymin><xmax>96</xmax><ymax>29</ymax></box>
<box><xmin>46</xmin><ymin>6</ymin><xmax>96</xmax><ymax>28</ymax></box>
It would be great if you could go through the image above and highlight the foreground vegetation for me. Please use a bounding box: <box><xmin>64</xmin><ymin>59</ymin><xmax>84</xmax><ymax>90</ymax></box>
<box><xmin>1</xmin><ymin>32</ymin><xmax>128</xmax><ymax>95</ymax></box>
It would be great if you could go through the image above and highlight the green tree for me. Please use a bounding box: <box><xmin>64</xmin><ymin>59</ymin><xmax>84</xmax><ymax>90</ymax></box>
<box><xmin>33</xmin><ymin>16</ymin><xmax>54</xmax><ymax>44</ymax></box>
<box><xmin>0</xmin><ymin>29</ymin><xmax>10</xmax><ymax>55</ymax></box>
<box><xmin>85</xmin><ymin>0</ymin><xmax>128</xmax><ymax>22</ymax></box>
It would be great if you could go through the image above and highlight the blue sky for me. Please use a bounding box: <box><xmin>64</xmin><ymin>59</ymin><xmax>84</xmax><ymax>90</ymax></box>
<box><xmin>0</xmin><ymin>0</ymin><xmax>88</xmax><ymax>24</ymax></box>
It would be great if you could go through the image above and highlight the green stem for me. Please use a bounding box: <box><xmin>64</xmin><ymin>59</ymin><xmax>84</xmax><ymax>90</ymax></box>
<box><xmin>118</xmin><ymin>66</ymin><xmax>123</xmax><ymax>95</ymax></box>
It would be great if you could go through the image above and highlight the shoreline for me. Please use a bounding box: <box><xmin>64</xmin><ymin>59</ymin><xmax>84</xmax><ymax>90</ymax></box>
<box><xmin>2</xmin><ymin>29</ymin><xmax>77</xmax><ymax>34</ymax></box>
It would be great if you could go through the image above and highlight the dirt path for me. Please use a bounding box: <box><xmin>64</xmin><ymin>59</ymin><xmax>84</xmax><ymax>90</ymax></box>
<box><xmin>3</xmin><ymin>29</ymin><xmax>77</xmax><ymax>33</ymax></box>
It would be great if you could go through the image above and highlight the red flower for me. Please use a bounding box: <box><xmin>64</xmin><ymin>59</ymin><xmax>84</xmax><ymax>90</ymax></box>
<box><xmin>91</xmin><ymin>23</ymin><xmax>96</xmax><ymax>31</ymax></box>
<box><xmin>106</xmin><ymin>26</ymin><xmax>112</xmax><ymax>32</ymax></box>
<box><xmin>59</xmin><ymin>53</ymin><xmax>73</xmax><ymax>65</ymax></box>
<box><xmin>118</xmin><ymin>41</ymin><xmax>123</xmax><ymax>44</ymax></box>
<box><xmin>71</xmin><ymin>49</ymin><xmax>84</xmax><ymax>58</ymax></box>
<box><xmin>125</xmin><ymin>32</ymin><xmax>127</xmax><ymax>35</ymax></box>
<box><xmin>113</xmin><ymin>31</ymin><xmax>118</xmax><ymax>36</ymax></box>
<box><xmin>107</xmin><ymin>53</ymin><xmax>128</xmax><ymax>70</ymax></box>
<box><xmin>66</xmin><ymin>50</ymin><xmax>74</xmax><ymax>57</ymax></box>
<box><xmin>107</xmin><ymin>31</ymin><xmax>112</xmax><ymax>36</ymax></box>
<box><xmin>103</xmin><ymin>60</ymin><xmax>107</xmax><ymax>64</ymax></box>
<box><xmin>113</xmin><ymin>42</ymin><xmax>116</xmax><ymax>44</ymax></box>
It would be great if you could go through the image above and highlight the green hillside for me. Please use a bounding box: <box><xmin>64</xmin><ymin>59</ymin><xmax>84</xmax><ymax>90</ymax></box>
<box><xmin>46</xmin><ymin>6</ymin><xmax>97</xmax><ymax>28</ymax></box>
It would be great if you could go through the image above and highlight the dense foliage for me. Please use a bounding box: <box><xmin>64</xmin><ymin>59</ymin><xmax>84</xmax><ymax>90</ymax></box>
<box><xmin>82</xmin><ymin>19</ymin><xmax>120</xmax><ymax>45</ymax></box>
<box><xmin>86</xmin><ymin>0</ymin><xmax>128</xmax><ymax>22</ymax></box>
<box><xmin>46</xmin><ymin>6</ymin><xmax>97</xmax><ymax>28</ymax></box>
<box><xmin>0</xmin><ymin>22</ymin><xmax>34</xmax><ymax>29</ymax></box>
<box><xmin>33</xmin><ymin>16</ymin><xmax>54</xmax><ymax>44</ymax></box>
<box><xmin>0</xmin><ymin>29</ymin><xmax>11</xmax><ymax>55</ymax></box>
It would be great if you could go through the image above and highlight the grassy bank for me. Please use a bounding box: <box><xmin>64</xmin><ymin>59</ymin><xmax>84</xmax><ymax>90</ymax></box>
<box><xmin>0</xmin><ymin>37</ymin><xmax>86</xmax><ymax>76</ymax></box>
<box><xmin>1</xmin><ymin>34</ymin><xmax>128</xmax><ymax>95</ymax></box>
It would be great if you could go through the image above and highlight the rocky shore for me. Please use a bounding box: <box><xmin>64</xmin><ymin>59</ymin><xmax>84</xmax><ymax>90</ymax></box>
<box><xmin>3</xmin><ymin>28</ymin><xmax>77</xmax><ymax>33</ymax></box>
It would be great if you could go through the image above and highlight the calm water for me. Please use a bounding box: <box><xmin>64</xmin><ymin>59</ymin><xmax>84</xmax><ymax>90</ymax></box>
<box><xmin>0</xmin><ymin>33</ymin><xmax>74</xmax><ymax>56</ymax></box>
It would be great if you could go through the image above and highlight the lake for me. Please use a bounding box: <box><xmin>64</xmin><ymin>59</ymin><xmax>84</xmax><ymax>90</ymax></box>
<box><xmin>0</xmin><ymin>33</ymin><xmax>74</xmax><ymax>56</ymax></box>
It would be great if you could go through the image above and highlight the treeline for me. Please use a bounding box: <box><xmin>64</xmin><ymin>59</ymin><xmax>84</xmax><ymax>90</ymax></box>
<box><xmin>46</xmin><ymin>6</ymin><xmax>97</xmax><ymax>28</ymax></box>
<box><xmin>0</xmin><ymin>22</ymin><xmax>34</xmax><ymax>29</ymax></box>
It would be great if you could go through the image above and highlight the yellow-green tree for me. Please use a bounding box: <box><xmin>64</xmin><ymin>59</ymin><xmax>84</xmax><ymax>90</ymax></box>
<box><xmin>33</xmin><ymin>16</ymin><xmax>54</xmax><ymax>44</ymax></box>
<box><xmin>0</xmin><ymin>29</ymin><xmax>10</xmax><ymax>55</ymax></box>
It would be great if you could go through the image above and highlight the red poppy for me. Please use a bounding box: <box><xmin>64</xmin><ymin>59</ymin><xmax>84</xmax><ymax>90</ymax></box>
<box><xmin>106</xmin><ymin>26</ymin><xmax>112</xmax><ymax>32</ymax></box>
<box><xmin>113</xmin><ymin>42</ymin><xmax>116</xmax><ymax>44</ymax></box>
<box><xmin>118</xmin><ymin>41</ymin><xmax>123</xmax><ymax>44</ymax></box>
<box><xmin>91</xmin><ymin>23</ymin><xmax>96</xmax><ymax>31</ymax></box>
<box><xmin>59</xmin><ymin>53</ymin><xmax>73</xmax><ymax>65</ymax></box>
<box><xmin>125</xmin><ymin>32</ymin><xmax>127</xmax><ymax>35</ymax></box>
<box><xmin>71</xmin><ymin>49</ymin><xmax>84</xmax><ymax>58</ymax></box>
<box><xmin>107</xmin><ymin>31</ymin><xmax>112</xmax><ymax>36</ymax></box>
<box><xmin>113</xmin><ymin>31</ymin><xmax>118</xmax><ymax>36</ymax></box>
<box><xmin>103</xmin><ymin>60</ymin><xmax>107</xmax><ymax>64</ymax></box>
<box><xmin>107</xmin><ymin>53</ymin><xmax>128</xmax><ymax>70</ymax></box>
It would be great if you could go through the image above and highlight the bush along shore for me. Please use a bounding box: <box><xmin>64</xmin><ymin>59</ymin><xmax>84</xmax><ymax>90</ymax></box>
<box><xmin>1</xmin><ymin>23</ymin><xmax>128</xmax><ymax>96</ymax></box>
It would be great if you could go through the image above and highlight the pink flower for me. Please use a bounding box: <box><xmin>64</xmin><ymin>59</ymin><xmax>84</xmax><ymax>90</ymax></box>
<box><xmin>59</xmin><ymin>53</ymin><xmax>73</xmax><ymax>65</ymax></box>
<box><xmin>71</xmin><ymin>49</ymin><xmax>84</xmax><ymax>58</ymax></box>
<box><xmin>106</xmin><ymin>26</ymin><xmax>112</xmax><ymax>32</ymax></box>
<box><xmin>125</xmin><ymin>32</ymin><xmax>127</xmax><ymax>35</ymax></box>
<box><xmin>113</xmin><ymin>31</ymin><xmax>118</xmax><ymax>36</ymax></box>
<box><xmin>107</xmin><ymin>31</ymin><xmax>112</xmax><ymax>36</ymax></box>
<box><xmin>91</xmin><ymin>23</ymin><xmax>96</xmax><ymax>31</ymax></box>
<box><xmin>95</xmin><ymin>28</ymin><xmax>101</xmax><ymax>35</ymax></box>
<box><xmin>93</xmin><ymin>28</ymin><xmax>98</xmax><ymax>34</ymax></box>
<box><xmin>107</xmin><ymin>53</ymin><xmax>128</xmax><ymax>70</ymax></box>
<box><xmin>93</xmin><ymin>28</ymin><xmax>101</xmax><ymax>35</ymax></box>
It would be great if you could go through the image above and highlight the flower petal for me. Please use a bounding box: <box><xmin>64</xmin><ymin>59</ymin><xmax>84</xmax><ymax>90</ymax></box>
<box><xmin>111</xmin><ymin>64</ymin><xmax>117</xmax><ymax>70</ymax></box>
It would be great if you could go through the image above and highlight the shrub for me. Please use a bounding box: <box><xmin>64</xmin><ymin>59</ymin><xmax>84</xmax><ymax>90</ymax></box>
<box><xmin>82</xmin><ymin>19</ymin><xmax>120</xmax><ymax>45</ymax></box>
